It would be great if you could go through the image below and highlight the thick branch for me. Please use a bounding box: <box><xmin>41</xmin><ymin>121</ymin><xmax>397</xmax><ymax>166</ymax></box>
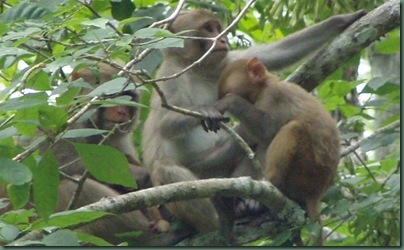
<box><xmin>10</xmin><ymin>177</ymin><xmax>304</xmax><ymax>245</ymax></box>
<box><xmin>287</xmin><ymin>0</ymin><xmax>400</xmax><ymax>91</ymax></box>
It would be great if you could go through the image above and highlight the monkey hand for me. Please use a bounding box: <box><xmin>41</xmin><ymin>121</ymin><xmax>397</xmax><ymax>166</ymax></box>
<box><xmin>198</xmin><ymin>105</ymin><xmax>230</xmax><ymax>133</ymax></box>
<box><xmin>332</xmin><ymin>9</ymin><xmax>367</xmax><ymax>30</ymax></box>
<box><xmin>215</xmin><ymin>93</ymin><xmax>250</xmax><ymax>114</ymax></box>
<box><xmin>149</xmin><ymin>219</ymin><xmax>170</xmax><ymax>234</ymax></box>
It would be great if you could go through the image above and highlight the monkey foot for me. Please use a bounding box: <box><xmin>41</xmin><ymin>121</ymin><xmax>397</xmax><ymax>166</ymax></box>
<box><xmin>149</xmin><ymin>219</ymin><xmax>170</xmax><ymax>234</ymax></box>
<box><xmin>235</xmin><ymin>198</ymin><xmax>268</xmax><ymax>218</ymax></box>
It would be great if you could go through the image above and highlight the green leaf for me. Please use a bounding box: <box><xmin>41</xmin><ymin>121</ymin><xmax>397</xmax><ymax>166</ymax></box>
<box><xmin>47</xmin><ymin>56</ymin><xmax>74</xmax><ymax>72</ymax></box>
<box><xmin>92</xmin><ymin>96</ymin><xmax>147</xmax><ymax>108</ymax></box>
<box><xmin>1</xmin><ymin>208</ymin><xmax>35</xmax><ymax>225</ymax></box>
<box><xmin>339</xmin><ymin>104</ymin><xmax>361</xmax><ymax>118</ymax></box>
<box><xmin>111</xmin><ymin>0</ymin><xmax>135</xmax><ymax>21</ymax></box>
<box><xmin>134</xmin><ymin>28</ymin><xmax>174</xmax><ymax>38</ymax></box>
<box><xmin>270</xmin><ymin>230</ymin><xmax>292</xmax><ymax>246</ymax></box>
<box><xmin>0</xmin><ymin>96</ymin><xmax>47</xmax><ymax>112</ymax></box>
<box><xmin>0</xmin><ymin>157</ymin><xmax>32</xmax><ymax>185</ymax></box>
<box><xmin>8</xmin><ymin>183</ymin><xmax>30</xmax><ymax>209</ymax></box>
<box><xmin>38</xmin><ymin>106</ymin><xmax>68</xmax><ymax>131</ymax></box>
<box><xmin>13</xmin><ymin>108</ymin><xmax>40</xmax><ymax>137</ymax></box>
<box><xmin>82</xmin><ymin>18</ymin><xmax>109</xmax><ymax>29</ymax></box>
<box><xmin>76</xmin><ymin>231</ymin><xmax>114</xmax><ymax>246</ymax></box>
<box><xmin>119</xmin><ymin>16</ymin><xmax>151</xmax><ymax>27</ymax></box>
<box><xmin>26</xmin><ymin>70</ymin><xmax>51</xmax><ymax>91</ymax></box>
<box><xmin>31</xmin><ymin>210</ymin><xmax>110</xmax><ymax>230</ymax></box>
<box><xmin>0</xmin><ymin>127</ymin><xmax>18</xmax><ymax>141</ymax></box>
<box><xmin>0</xmin><ymin>223</ymin><xmax>20</xmax><ymax>242</ymax></box>
<box><xmin>62</xmin><ymin>128</ymin><xmax>108</xmax><ymax>139</ymax></box>
<box><xmin>82</xmin><ymin>27</ymin><xmax>116</xmax><ymax>41</ymax></box>
<box><xmin>0</xmin><ymin>2</ymin><xmax>51</xmax><ymax>21</ymax></box>
<box><xmin>366</xmin><ymin>77</ymin><xmax>393</xmax><ymax>91</ymax></box>
<box><xmin>330</xmin><ymin>80</ymin><xmax>361</xmax><ymax>97</ymax></box>
<box><xmin>56</xmin><ymin>87</ymin><xmax>81</xmax><ymax>106</ymax></box>
<box><xmin>143</xmin><ymin>37</ymin><xmax>184</xmax><ymax>49</ymax></box>
<box><xmin>88</xmin><ymin>78</ymin><xmax>135</xmax><ymax>97</ymax></box>
<box><xmin>42</xmin><ymin>230</ymin><xmax>80</xmax><ymax>246</ymax></box>
<box><xmin>0</xmin><ymin>46</ymin><xmax>34</xmax><ymax>57</ymax></box>
<box><xmin>360</xmin><ymin>131</ymin><xmax>399</xmax><ymax>153</ymax></box>
<box><xmin>73</xmin><ymin>143</ymin><xmax>137</xmax><ymax>188</ymax></box>
<box><xmin>32</xmin><ymin>150</ymin><xmax>60</xmax><ymax>220</ymax></box>
<box><xmin>375</xmin><ymin>36</ymin><xmax>400</xmax><ymax>54</ymax></box>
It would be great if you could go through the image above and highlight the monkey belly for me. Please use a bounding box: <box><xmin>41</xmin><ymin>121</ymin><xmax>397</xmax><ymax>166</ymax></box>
<box><xmin>161</xmin><ymin>127</ymin><xmax>226</xmax><ymax>166</ymax></box>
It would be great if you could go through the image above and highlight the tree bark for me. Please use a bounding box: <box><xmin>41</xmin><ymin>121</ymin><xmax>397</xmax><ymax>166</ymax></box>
<box><xmin>287</xmin><ymin>0</ymin><xmax>400</xmax><ymax>91</ymax></box>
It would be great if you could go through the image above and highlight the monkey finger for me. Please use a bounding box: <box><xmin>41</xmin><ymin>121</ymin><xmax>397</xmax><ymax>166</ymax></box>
<box><xmin>201</xmin><ymin>120</ymin><xmax>209</xmax><ymax>132</ymax></box>
<box><xmin>208</xmin><ymin>119</ymin><xmax>220</xmax><ymax>133</ymax></box>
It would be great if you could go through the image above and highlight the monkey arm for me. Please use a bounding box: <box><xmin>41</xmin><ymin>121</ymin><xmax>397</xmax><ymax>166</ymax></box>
<box><xmin>228</xmin><ymin>10</ymin><xmax>366</xmax><ymax>70</ymax></box>
<box><xmin>216</xmin><ymin>94</ymin><xmax>276</xmax><ymax>145</ymax></box>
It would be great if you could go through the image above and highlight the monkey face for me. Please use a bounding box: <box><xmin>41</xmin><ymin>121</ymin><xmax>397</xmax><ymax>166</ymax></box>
<box><xmin>95</xmin><ymin>90</ymin><xmax>139</xmax><ymax>133</ymax></box>
<box><xmin>167</xmin><ymin>10</ymin><xmax>229</xmax><ymax>65</ymax></box>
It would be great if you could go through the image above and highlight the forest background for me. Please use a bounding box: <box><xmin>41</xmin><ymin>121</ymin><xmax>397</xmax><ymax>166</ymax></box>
<box><xmin>0</xmin><ymin>0</ymin><xmax>400</xmax><ymax>246</ymax></box>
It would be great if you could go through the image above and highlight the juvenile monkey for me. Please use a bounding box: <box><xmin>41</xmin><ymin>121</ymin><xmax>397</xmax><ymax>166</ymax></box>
<box><xmin>216</xmin><ymin>58</ymin><xmax>340</xmax><ymax>245</ymax></box>
<box><xmin>142</xmin><ymin>8</ymin><xmax>365</xmax><ymax>237</ymax></box>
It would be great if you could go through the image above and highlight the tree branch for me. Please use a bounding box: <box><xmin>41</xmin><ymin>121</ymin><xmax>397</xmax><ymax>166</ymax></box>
<box><xmin>287</xmin><ymin>0</ymin><xmax>400</xmax><ymax>91</ymax></box>
<box><xmin>10</xmin><ymin>177</ymin><xmax>304</xmax><ymax>245</ymax></box>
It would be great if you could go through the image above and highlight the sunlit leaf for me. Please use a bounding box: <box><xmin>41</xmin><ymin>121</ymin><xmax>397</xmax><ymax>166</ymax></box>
<box><xmin>31</xmin><ymin>210</ymin><xmax>110</xmax><ymax>230</ymax></box>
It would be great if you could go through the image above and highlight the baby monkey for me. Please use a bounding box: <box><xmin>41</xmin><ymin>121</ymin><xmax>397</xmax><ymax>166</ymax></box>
<box><xmin>216</xmin><ymin>58</ymin><xmax>340</xmax><ymax>245</ymax></box>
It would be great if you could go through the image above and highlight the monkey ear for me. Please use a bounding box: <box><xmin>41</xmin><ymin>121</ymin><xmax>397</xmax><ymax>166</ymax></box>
<box><xmin>71</xmin><ymin>72</ymin><xmax>81</xmax><ymax>81</ymax></box>
<box><xmin>247</xmin><ymin>58</ymin><xmax>266</xmax><ymax>86</ymax></box>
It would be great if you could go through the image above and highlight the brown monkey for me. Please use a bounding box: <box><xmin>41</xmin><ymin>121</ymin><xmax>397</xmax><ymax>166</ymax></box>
<box><xmin>54</xmin><ymin>63</ymin><xmax>172</xmax><ymax>242</ymax></box>
<box><xmin>0</xmin><ymin>63</ymin><xmax>173</xmax><ymax>245</ymax></box>
<box><xmin>142</xmin><ymin>8</ymin><xmax>365</xmax><ymax>238</ymax></box>
<box><xmin>216</xmin><ymin>58</ymin><xmax>340</xmax><ymax>245</ymax></box>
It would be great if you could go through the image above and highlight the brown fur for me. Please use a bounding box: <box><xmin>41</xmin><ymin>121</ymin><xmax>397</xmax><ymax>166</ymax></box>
<box><xmin>217</xmin><ymin>58</ymin><xmax>340</xmax><ymax>245</ymax></box>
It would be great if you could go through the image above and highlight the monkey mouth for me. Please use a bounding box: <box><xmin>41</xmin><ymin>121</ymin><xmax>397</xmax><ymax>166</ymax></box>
<box><xmin>212</xmin><ymin>48</ymin><xmax>228</xmax><ymax>52</ymax></box>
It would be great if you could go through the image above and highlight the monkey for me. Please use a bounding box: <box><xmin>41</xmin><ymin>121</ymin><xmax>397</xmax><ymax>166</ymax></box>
<box><xmin>215</xmin><ymin>57</ymin><xmax>340</xmax><ymax>245</ymax></box>
<box><xmin>141</xmin><ymin>8</ymin><xmax>364</xmax><ymax>241</ymax></box>
<box><xmin>0</xmin><ymin>63</ymin><xmax>175</xmax><ymax>246</ymax></box>
<box><xmin>53</xmin><ymin>63</ymin><xmax>173</xmax><ymax>242</ymax></box>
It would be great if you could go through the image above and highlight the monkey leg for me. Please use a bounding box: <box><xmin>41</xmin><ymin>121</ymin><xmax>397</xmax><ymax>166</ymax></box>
<box><xmin>150</xmin><ymin>159</ymin><xmax>220</xmax><ymax>233</ymax></box>
<box><xmin>265</xmin><ymin>120</ymin><xmax>330</xmax><ymax>212</ymax></box>
<box><xmin>265</xmin><ymin>120</ymin><xmax>332</xmax><ymax>245</ymax></box>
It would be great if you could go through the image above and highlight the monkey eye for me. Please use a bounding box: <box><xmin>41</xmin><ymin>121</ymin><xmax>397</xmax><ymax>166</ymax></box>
<box><xmin>201</xmin><ymin>22</ymin><xmax>215</xmax><ymax>33</ymax></box>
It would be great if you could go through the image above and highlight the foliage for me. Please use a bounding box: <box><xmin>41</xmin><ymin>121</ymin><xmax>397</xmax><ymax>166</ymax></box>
<box><xmin>0</xmin><ymin>0</ymin><xmax>400</xmax><ymax>246</ymax></box>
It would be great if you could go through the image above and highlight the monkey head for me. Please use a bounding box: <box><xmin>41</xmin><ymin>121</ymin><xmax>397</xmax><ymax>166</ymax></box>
<box><xmin>72</xmin><ymin>63</ymin><xmax>140</xmax><ymax>133</ymax></box>
<box><xmin>219</xmin><ymin>58</ymin><xmax>270</xmax><ymax>104</ymax></box>
<box><xmin>166</xmin><ymin>9</ymin><xmax>229</xmax><ymax>65</ymax></box>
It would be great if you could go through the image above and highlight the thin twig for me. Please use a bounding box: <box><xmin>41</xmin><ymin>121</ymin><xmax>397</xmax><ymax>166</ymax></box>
<box><xmin>12</xmin><ymin>97</ymin><xmax>99</xmax><ymax>163</ymax></box>
<box><xmin>118</xmin><ymin>0</ymin><xmax>187</xmax><ymax>75</ymax></box>
<box><xmin>144</xmin><ymin>0</ymin><xmax>257</xmax><ymax>84</ymax></box>
<box><xmin>149</xmin><ymin>0</ymin><xmax>186</xmax><ymax>28</ymax></box>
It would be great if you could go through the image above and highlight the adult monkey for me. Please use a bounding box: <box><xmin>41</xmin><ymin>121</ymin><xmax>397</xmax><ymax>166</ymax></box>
<box><xmin>0</xmin><ymin>64</ymin><xmax>174</xmax><ymax>246</ymax></box>
<box><xmin>142</xmin><ymin>8</ymin><xmax>366</xmax><ymax>236</ymax></box>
